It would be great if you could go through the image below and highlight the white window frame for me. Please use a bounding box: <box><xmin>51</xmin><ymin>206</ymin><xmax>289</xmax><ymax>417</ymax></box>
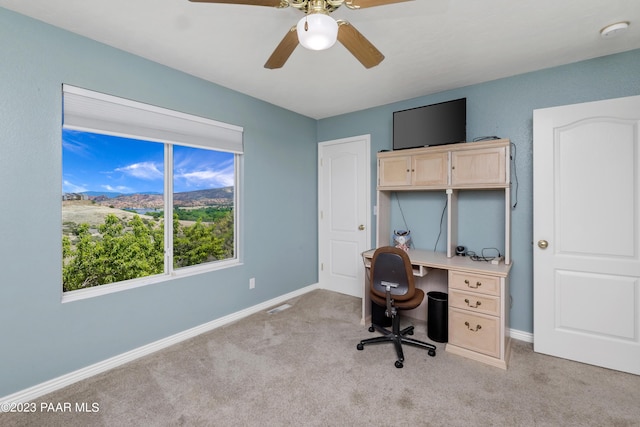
<box><xmin>61</xmin><ymin>85</ymin><xmax>243</xmax><ymax>303</ymax></box>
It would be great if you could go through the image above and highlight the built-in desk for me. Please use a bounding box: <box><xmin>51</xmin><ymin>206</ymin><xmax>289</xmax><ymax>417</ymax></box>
<box><xmin>362</xmin><ymin>248</ymin><xmax>512</xmax><ymax>369</ymax></box>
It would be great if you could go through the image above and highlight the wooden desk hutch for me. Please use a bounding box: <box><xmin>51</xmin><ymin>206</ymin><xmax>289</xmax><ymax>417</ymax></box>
<box><xmin>363</xmin><ymin>139</ymin><xmax>513</xmax><ymax>369</ymax></box>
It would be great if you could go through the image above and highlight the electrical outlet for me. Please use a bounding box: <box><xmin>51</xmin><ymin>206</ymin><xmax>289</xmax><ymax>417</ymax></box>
<box><xmin>249</xmin><ymin>277</ymin><xmax>255</xmax><ymax>289</ymax></box>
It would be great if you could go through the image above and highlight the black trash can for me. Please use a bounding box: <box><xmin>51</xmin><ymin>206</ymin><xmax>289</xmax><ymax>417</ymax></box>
<box><xmin>371</xmin><ymin>301</ymin><xmax>392</xmax><ymax>327</ymax></box>
<box><xmin>427</xmin><ymin>291</ymin><xmax>448</xmax><ymax>342</ymax></box>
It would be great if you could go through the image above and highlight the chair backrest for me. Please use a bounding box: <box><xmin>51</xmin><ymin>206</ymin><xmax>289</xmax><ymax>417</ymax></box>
<box><xmin>370</xmin><ymin>246</ymin><xmax>416</xmax><ymax>302</ymax></box>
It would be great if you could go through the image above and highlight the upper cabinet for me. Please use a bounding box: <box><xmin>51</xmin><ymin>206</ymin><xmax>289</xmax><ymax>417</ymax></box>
<box><xmin>451</xmin><ymin>145</ymin><xmax>507</xmax><ymax>187</ymax></box>
<box><xmin>378</xmin><ymin>155</ymin><xmax>412</xmax><ymax>187</ymax></box>
<box><xmin>413</xmin><ymin>152</ymin><xmax>449</xmax><ymax>187</ymax></box>
<box><xmin>377</xmin><ymin>139</ymin><xmax>510</xmax><ymax>190</ymax></box>
<box><xmin>378</xmin><ymin>151</ymin><xmax>448</xmax><ymax>188</ymax></box>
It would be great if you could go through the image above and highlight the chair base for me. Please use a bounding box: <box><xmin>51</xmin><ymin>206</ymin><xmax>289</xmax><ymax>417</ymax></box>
<box><xmin>357</xmin><ymin>314</ymin><xmax>436</xmax><ymax>368</ymax></box>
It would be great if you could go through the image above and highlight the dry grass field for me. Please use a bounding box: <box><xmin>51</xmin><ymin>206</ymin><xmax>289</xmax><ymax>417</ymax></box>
<box><xmin>62</xmin><ymin>200</ymin><xmax>151</xmax><ymax>226</ymax></box>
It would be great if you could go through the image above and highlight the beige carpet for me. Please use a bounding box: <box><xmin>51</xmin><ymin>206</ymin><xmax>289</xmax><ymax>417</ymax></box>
<box><xmin>2</xmin><ymin>289</ymin><xmax>639</xmax><ymax>426</ymax></box>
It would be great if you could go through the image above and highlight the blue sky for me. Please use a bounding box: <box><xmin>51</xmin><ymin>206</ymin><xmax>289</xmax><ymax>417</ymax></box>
<box><xmin>62</xmin><ymin>129</ymin><xmax>234</xmax><ymax>195</ymax></box>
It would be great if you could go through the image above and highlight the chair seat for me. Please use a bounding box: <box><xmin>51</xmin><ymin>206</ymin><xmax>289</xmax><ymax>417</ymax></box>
<box><xmin>370</xmin><ymin>288</ymin><xmax>425</xmax><ymax>311</ymax></box>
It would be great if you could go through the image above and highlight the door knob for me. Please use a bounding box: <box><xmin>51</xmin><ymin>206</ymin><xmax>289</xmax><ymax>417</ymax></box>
<box><xmin>538</xmin><ymin>240</ymin><xmax>548</xmax><ymax>249</ymax></box>
<box><xmin>358</xmin><ymin>224</ymin><xmax>365</xmax><ymax>231</ymax></box>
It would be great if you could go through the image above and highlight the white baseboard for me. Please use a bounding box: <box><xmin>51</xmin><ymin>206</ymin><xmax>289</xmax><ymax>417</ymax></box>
<box><xmin>510</xmin><ymin>328</ymin><xmax>533</xmax><ymax>343</ymax></box>
<box><xmin>2</xmin><ymin>286</ymin><xmax>534</xmax><ymax>405</ymax></box>
<box><xmin>1</xmin><ymin>283</ymin><xmax>320</xmax><ymax>405</ymax></box>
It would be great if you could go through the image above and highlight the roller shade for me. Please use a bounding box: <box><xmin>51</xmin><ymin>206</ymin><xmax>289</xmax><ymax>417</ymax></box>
<box><xmin>63</xmin><ymin>85</ymin><xmax>243</xmax><ymax>154</ymax></box>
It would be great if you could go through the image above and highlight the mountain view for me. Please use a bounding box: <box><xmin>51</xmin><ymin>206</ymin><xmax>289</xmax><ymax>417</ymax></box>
<box><xmin>62</xmin><ymin>129</ymin><xmax>236</xmax><ymax>292</ymax></box>
<box><xmin>79</xmin><ymin>187</ymin><xmax>234</xmax><ymax>210</ymax></box>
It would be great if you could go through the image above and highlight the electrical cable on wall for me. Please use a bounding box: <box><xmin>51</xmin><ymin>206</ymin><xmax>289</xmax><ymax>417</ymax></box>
<box><xmin>433</xmin><ymin>198</ymin><xmax>448</xmax><ymax>252</ymax></box>
<box><xmin>511</xmin><ymin>142</ymin><xmax>519</xmax><ymax>209</ymax></box>
<box><xmin>395</xmin><ymin>193</ymin><xmax>410</xmax><ymax>231</ymax></box>
<box><xmin>394</xmin><ymin>193</ymin><xmax>413</xmax><ymax>249</ymax></box>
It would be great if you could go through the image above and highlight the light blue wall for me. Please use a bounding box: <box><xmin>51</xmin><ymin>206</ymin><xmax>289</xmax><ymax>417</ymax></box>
<box><xmin>0</xmin><ymin>8</ymin><xmax>318</xmax><ymax>396</ymax></box>
<box><xmin>318</xmin><ymin>49</ymin><xmax>640</xmax><ymax>334</ymax></box>
<box><xmin>2</xmin><ymin>5</ymin><xmax>639</xmax><ymax>398</ymax></box>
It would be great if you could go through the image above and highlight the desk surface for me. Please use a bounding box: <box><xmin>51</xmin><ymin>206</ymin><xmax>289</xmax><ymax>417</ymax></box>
<box><xmin>362</xmin><ymin>248</ymin><xmax>512</xmax><ymax>277</ymax></box>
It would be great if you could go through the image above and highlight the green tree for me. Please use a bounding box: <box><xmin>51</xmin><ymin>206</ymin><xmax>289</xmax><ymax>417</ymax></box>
<box><xmin>173</xmin><ymin>216</ymin><xmax>226</xmax><ymax>268</ymax></box>
<box><xmin>62</xmin><ymin>214</ymin><xmax>164</xmax><ymax>291</ymax></box>
<box><xmin>62</xmin><ymin>210</ymin><xmax>234</xmax><ymax>291</ymax></box>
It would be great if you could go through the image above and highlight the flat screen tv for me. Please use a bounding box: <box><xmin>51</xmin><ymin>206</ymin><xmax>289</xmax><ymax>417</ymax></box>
<box><xmin>393</xmin><ymin>98</ymin><xmax>466</xmax><ymax>150</ymax></box>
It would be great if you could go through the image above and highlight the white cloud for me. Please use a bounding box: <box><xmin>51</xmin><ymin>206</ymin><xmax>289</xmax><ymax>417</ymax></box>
<box><xmin>102</xmin><ymin>184</ymin><xmax>132</xmax><ymax>193</ymax></box>
<box><xmin>63</xmin><ymin>180</ymin><xmax>87</xmax><ymax>193</ymax></box>
<box><xmin>115</xmin><ymin>161</ymin><xmax>163</xmax><ymax>181</ymax></box>
<box><xmin>177</xmin><ymin>167</ymin><xmax>234</xmax><ymax>188</ymax></box>
<box><xmin>170</xmin><ymin>149</ymin><xmax>235</xmax><ymax>191</ymax></box>
<box><xmin>62</xmin><ymin>130</ymin><xmax>93</xmax><ymax>157</ymax></box>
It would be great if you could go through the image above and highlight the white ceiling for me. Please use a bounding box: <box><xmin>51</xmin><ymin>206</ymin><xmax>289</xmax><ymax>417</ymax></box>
<box><xmin>1</xmin><ymin>0</ymin><xmax>639</xmax><ymax>119</ymax></box>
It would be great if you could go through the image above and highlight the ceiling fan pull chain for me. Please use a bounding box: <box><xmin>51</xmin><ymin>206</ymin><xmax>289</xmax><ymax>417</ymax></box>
<box><xmin>304</xmin><ymin>16</ymin><xmax>309</xmax><ymax>31</ymax></box>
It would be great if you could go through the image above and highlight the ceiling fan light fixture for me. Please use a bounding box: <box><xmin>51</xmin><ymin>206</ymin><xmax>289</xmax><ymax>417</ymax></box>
<box><xmin>296</xmin><ymin>13</ymin><xmax>338</xmax><ymax>51</ymax></box>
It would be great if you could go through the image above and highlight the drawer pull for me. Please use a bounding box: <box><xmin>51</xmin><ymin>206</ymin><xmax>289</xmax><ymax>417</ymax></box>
<box><xmin>464</xmin><ymin>279</ymin><xmax>482</xmax><ymax>289</ymax></box>
<box><xmin>464</xmin><ymin>321</ymin><xmax>482</xmax><ymax>332</ymax></box>
<box><xmin>464</xmin><ymin>298</ymin><xmax>481</xmax><ymax>308</ymax></box>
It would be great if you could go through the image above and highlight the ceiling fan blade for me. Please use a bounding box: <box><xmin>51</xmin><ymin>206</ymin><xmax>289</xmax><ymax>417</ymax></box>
<box><xmin>344</xmin><ymin>0</ymin><xmax>412</xmax><ymax>9</ymax></box>
<box><xmin>264</xmin><ymin>26</ymin><xmax>299</xmax><ymax>69</ymax></box>
<box><xmin>336</xmin><ymin>20</ymin><xmax>384</xmax><ymax>68</ymax></box>
<box><xmin>188</xmin><ymin>0</ymin><xmax>285</xmax><ymax>7</ymax></box>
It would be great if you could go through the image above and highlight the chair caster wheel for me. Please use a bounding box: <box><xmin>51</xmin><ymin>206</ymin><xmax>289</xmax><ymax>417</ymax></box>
<box><xmin>407</xmin><ymin>329</ymin><xmax>414</xmax><ymax>335</ymax></box>
<box><xmin>395</xmin><ymin>360</ymin><xmax>403</xmax><ymax>368</ymax></box>
<box><xmin>428</xmin><ymin>349</ymin><xmax>436</xmax><ymax>357</ymax></box>
<box><xmin>368</xmin><ymin>326</ymin><xmax>375</xmax><ymax>333</ymax></box>
<box><xmin>357</xmin><ymin>343</ymin><xmax>364</xmax><ymax>351</ymax></box>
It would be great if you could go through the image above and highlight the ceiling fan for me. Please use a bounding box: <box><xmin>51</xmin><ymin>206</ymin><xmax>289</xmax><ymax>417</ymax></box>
<box><xmin>189</xmin><ymin>0</ymin><xmax>411</xmax><ymax>69</ymax></box>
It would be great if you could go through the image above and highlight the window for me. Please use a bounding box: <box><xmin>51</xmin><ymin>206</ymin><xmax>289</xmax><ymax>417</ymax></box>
<box><xmin>61</xmin><ymin>85</ymin><xmax>243</xmax><ymax>296</ymax></box>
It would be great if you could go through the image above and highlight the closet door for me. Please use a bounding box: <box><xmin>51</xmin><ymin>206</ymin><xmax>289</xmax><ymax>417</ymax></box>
<box><xmin>318</xmin><ymin>135</ymin><xmax>370</xmax><ymax>298</ymax></box>
<box><xmin>533</xmin><ymin>95</ymin><xmax>640</xmax><ymax>375</ymax></box>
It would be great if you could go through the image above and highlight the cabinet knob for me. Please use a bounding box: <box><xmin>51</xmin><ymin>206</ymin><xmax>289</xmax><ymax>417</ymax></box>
<box><xmin>358</xmin><ymin>224</ymin><xmax>365</xmax><ymax>231</ymax></box>
<box><xmin>538</xmin><ymin>240</ymin><xmax>549</xmax><ymax>249</ymax></box>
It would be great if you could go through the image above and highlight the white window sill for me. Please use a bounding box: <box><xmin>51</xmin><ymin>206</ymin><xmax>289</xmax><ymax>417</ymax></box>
<box><xmin>61</xmin><ymin>258</ymin><xmax>242</xmax><ymax>303</ymax></box>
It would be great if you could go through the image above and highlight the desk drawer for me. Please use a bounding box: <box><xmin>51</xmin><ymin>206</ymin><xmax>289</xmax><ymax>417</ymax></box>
<box><xmin>449</xmin><ymin>289</ymin><xmax>500</xmax><ymax>317</ymax></box>
<box><xmin>448</xmin><ymin>308</ymin><xmax>500</xmax><ymax>358</ymax></box>
<box><xmin>449</xmin><ymin>271</ymin><xmax>500</xmax><ymax>296</ymax></box>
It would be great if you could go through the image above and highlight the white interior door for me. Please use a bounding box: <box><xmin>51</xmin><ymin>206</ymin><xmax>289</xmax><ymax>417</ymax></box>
<box><xmin>318</xmin><ymin>135</ymin><xmax>370</xmax><ymax>298</ymax></box>
<box><xmin>533</xmin><ymin>95</ymin><xmax>640</xmax><ymax>375</ymax></box>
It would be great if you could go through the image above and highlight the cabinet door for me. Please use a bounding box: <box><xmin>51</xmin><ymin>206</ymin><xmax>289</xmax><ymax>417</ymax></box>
<box><xmin>412</xmin><ymin>152</ymin><xmax>448</xmax><ymax>186</ymax></box>
<box><xmin>451</xmin><ymin>147</ymin><xmax>507</xmax><ymax>186</ymax></box>
<box><xmin>378</xmin><ymin>156</ymin><xmax>411</xmax><ymax>187</ymax></box>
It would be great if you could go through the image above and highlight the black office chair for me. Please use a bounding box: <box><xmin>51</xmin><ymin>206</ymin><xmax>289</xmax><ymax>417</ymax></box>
<box><xmin>357</xmin><ymin>246</ymin><xmax>436</xmax><ymax>368</ymax></box>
